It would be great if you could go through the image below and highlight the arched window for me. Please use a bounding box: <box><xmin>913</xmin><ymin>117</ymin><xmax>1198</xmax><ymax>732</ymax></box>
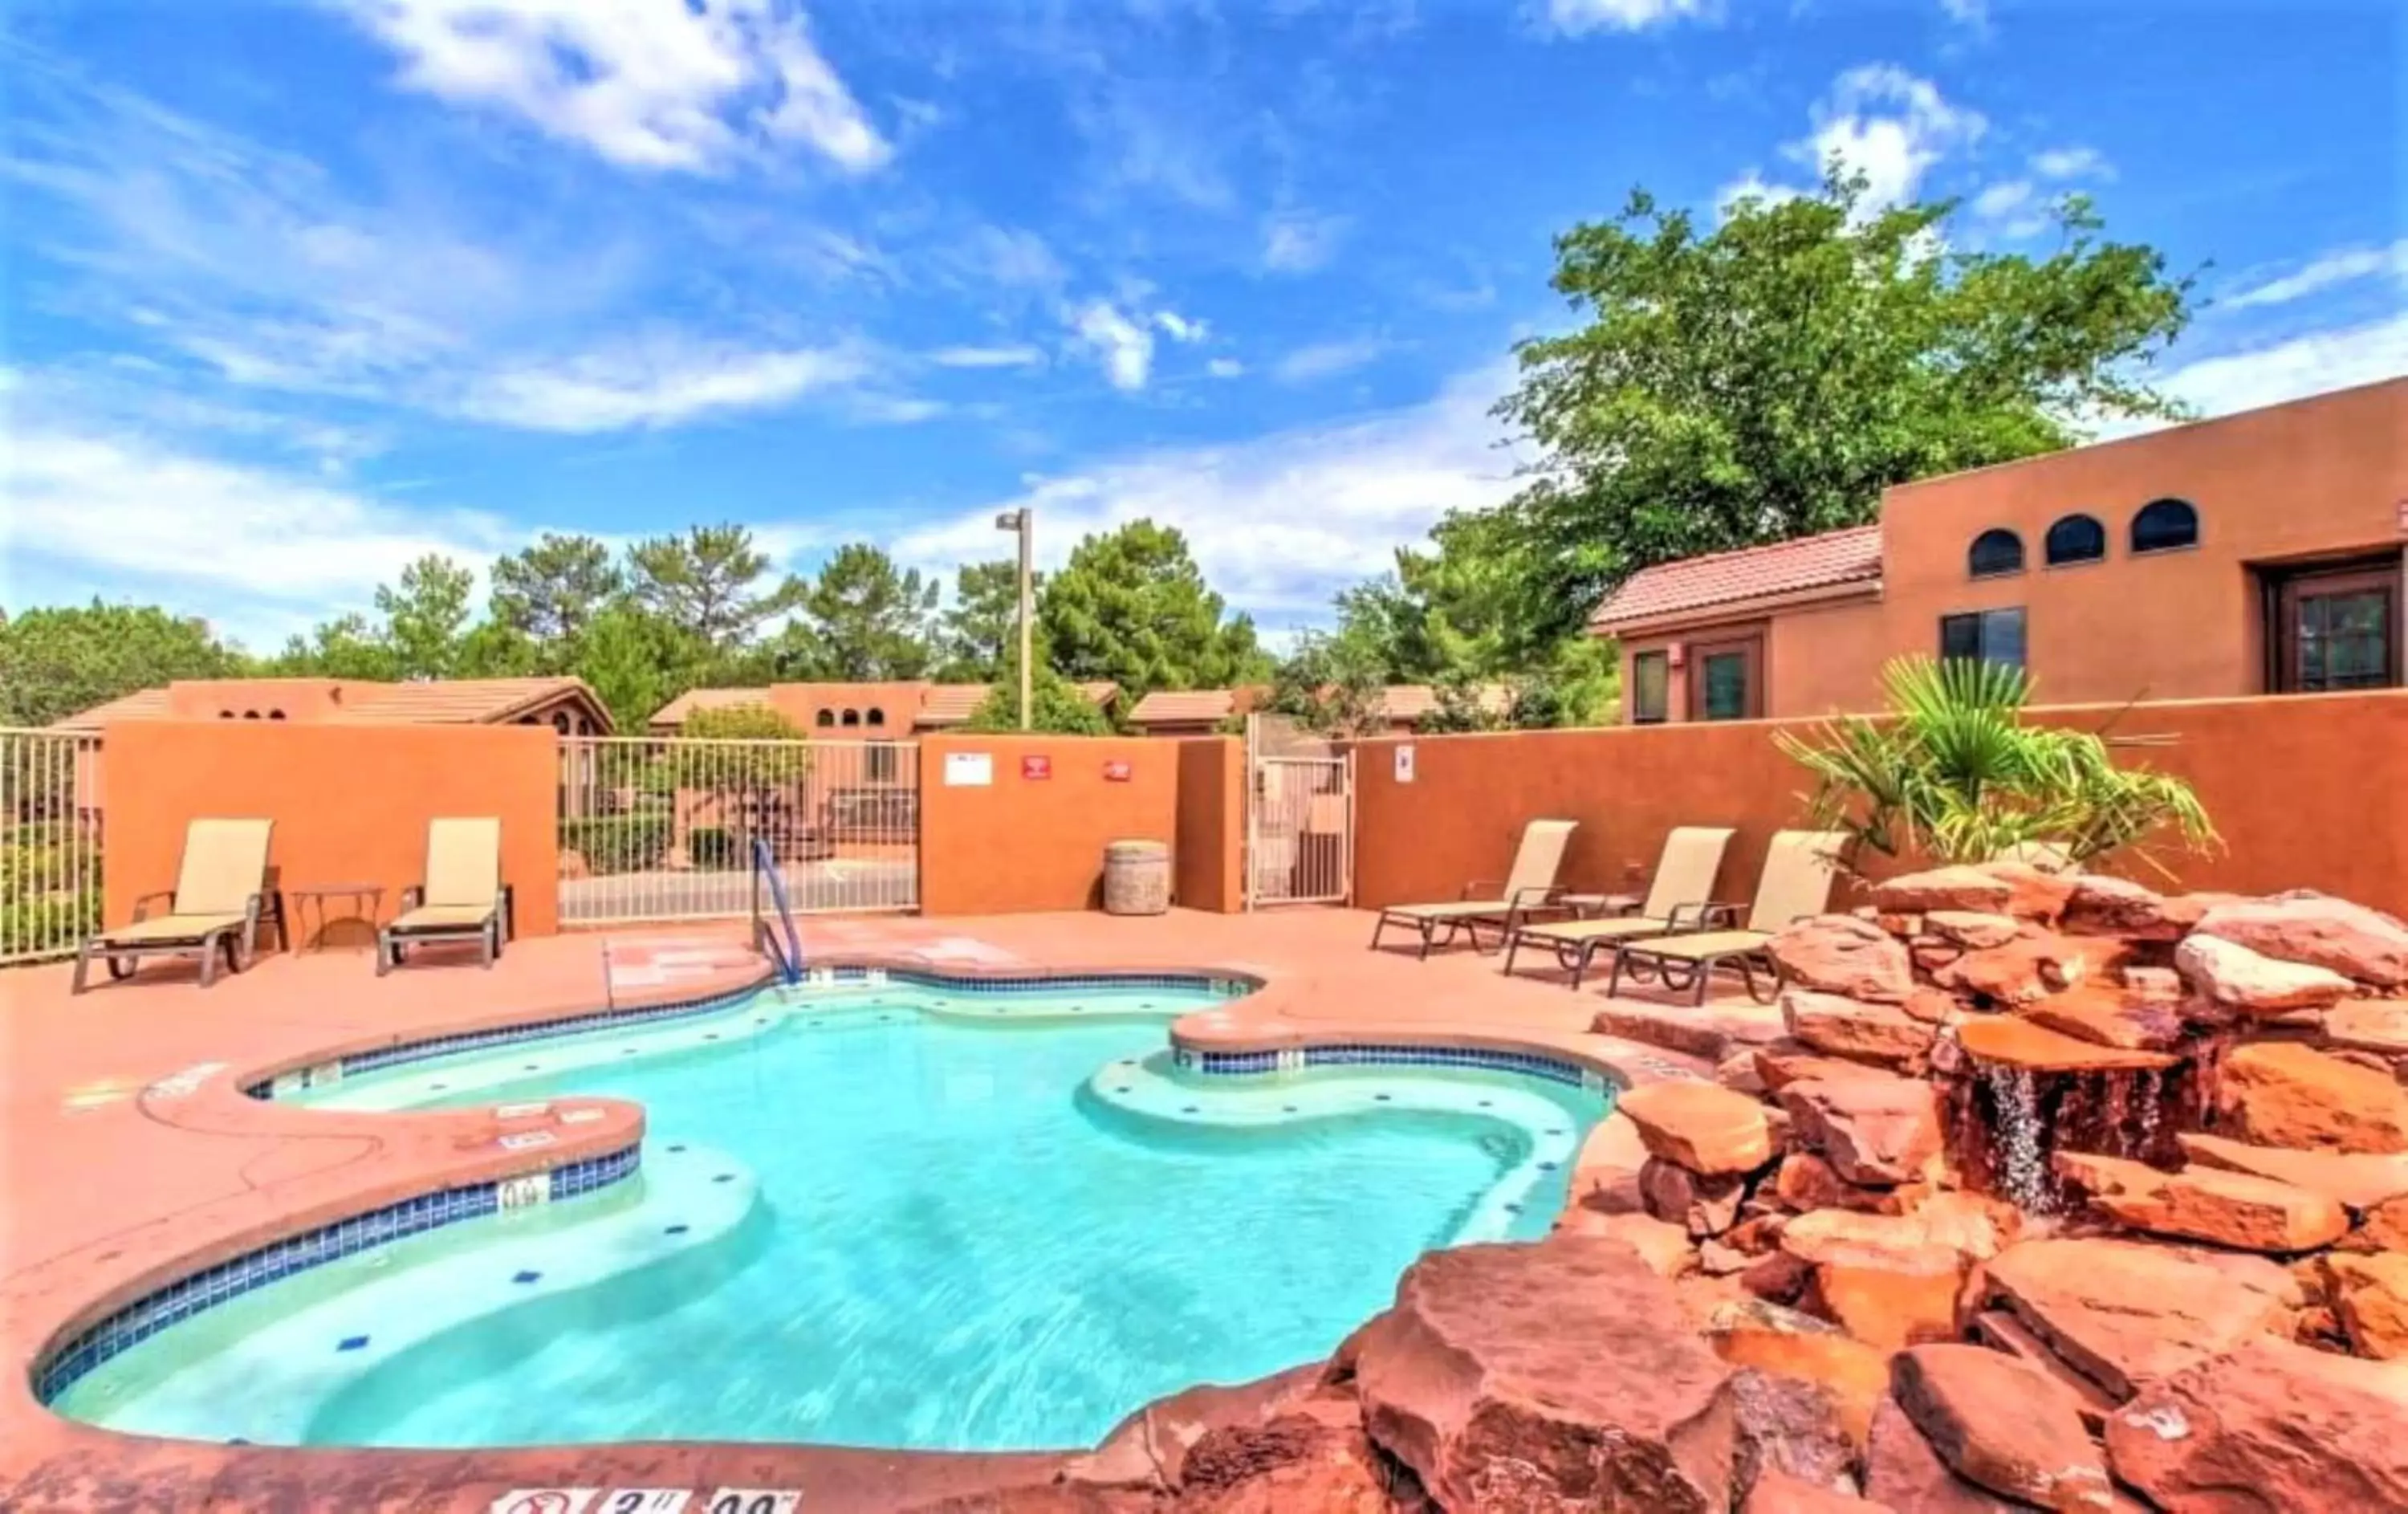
<box><xmin>2132</xmin><ymin>498</ymin><xmax>2199</xmax><ymax>554</ymax></box>
<box><xmin>815</xmin><ymin>710</ymin><xmax>836</xmax><ymax>728</ymax></box>
<box><xmin>841</xmin><ymin>709</ymin><xmax>861</xmax><ymax>727</ymax></box>
<box><xmin>218</xmin><ymin>710</ymin><xmax>234</xmax><ymax>719</ymax></box>
<box><xmin>1968</xmin><ymin>528</ymin><xmax>2025</xmax><ymax>578</ymax></box>
<box><xmin>866</xmin><ymin>707</ymin><xmax>886</xmax><ymax>727</ymax></box>
<box><xmin>242</xmin><ymin>710</ymin><xmax>261</xmax><ymax>720</ymax></box>
<box><xmin>2044</xmin><ymin>514</ymin><xmax>2107</xmax><ymax>566</ymax></box>
<box><xmin>268</xmin><ymin>709</ymin><xmax>287</xmax><ymax>721</ymax></box>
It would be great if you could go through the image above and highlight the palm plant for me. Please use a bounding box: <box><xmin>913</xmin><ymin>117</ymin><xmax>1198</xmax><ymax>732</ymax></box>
<box><xmin>1776</xmin><ymin>656</ymin><xmax>2216</xmax><ymax>872</ymax></box>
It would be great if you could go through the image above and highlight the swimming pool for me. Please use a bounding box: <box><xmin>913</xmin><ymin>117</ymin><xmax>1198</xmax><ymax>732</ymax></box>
<box><xmin>52</xmin><ymin>977</ymin><xmax>1610</xmax><ymax>1452</ymax></box>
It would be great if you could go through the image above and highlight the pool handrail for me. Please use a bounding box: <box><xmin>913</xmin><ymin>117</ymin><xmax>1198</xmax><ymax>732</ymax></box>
<box><xmin>750</xmin><ymin>836</ymin><xmax>805</xmax><ymax>985</ymax></box>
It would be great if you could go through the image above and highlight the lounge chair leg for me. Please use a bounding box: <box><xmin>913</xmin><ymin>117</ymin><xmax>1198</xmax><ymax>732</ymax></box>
<box><xmin>1418</xmin><ymin>921</ymin><xmax>1434</xmax><ymax>960</ymax></box>
<box><xmin>482</xmin><ymin>922</ymin><xmax>496</xmax><ymax>969</ymax></box>
<box><xmin>1369</xmin><ymin>914</ymin><xmax>1388</xmax><ymax>951</ymax></box>
<box><xmin>1569</xmin><ymin>943</ymin><xmax>1589</xmax><ymax>992</ymax></box>
<box><xmin>199</xmin><ymin>939</ymin><xmax>219</xmax><ymax>990</ymax></box>
<box><xmin>376</xmin><ymin>934</ymin><xmax>393</xmax><ymax>977</ymax></box>
<box><xmin>1605</xmin><ymin>949</ymin><xmax>1629</xmax><ymax>999</ymax></box>
<box><xmin>1502</xmin><ymin>932</ymin><xmax>1521</xmax><ymax>976</ymax></box>
<box><xmin>71</xmin><ymin>942</ymin><xmax>92</xmax><ymax>995</ymax></box>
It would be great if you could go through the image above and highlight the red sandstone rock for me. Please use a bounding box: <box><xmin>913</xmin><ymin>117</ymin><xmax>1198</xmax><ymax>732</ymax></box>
<box><xmin>2104</xmin><ymin>1338</ymin><xmax>2408</xmax><ymax>1510</ymax></box>
<box><xmin>1781</xmin><ymin>991</ymin><xmax>1937</xmax><ymax>1073</ymax></box>
<box><xmin>1863</xmin><ymin>1396</ymin><xmax>2026</xmax><ymax>1512</ymax></box>
<box><xmin>1771</xmin><ymin>1152</ymin><xmax>1844</xmax><ymax>1212</ymax></box>
<box><xmin>1780</xmin><ymin>1076</ymin><xmax>1943</xmax><ymax>1186</ymax></box>
<box><xmin>1971</xmin><ymin>1310</ymin><xmax>2119</xmax><ymax>1432</ymax></box>
<box><xmin>2175</xmin><ymin>1132</ymin><xmax>2408</xmax><ymax>1211</ymax></box>
<box><xmin>1794</xmin><ymin>1234</ymin><xmax>1967</xmax><ymax>1351</ymax></box>
<box><xmin>1643</xmin><ymin>1157</ymin><xmax>1748</xmax><ymax>1237</ymax></box>
<box><xmin>2052</xmin><ymin>1150</ymin><xmax>2349</xmax><ymax>1251</ymax></box>
<box><xmin>1983</xmin><ymin>1237</ymin><xmax>2297</xmax><ymax>1398</ymax></box>
<box><xmin>1743</xmin><ymin>1468</ymin><xmax>1893</xmax><ymax>1512</ymax></box>
<box><xmin>1705</xmin><ymin>1299</ymin><xmax>1890</xmax><ymax>1451</ymax></box>
<box><xmin>1938</xmin><ymin>930</ymin><xmax>2132</xmax><ymax>1008</ymax></box>
<box><xmin>1872</xmin><ymin>866</ymin><xmax>2015</xmax><ymax>916</ymax></box>
<box><xmin>1728</xmin><ymin>1367</ymin><xmax>1861</xmax><ymax>1507</ymax></box>
<box><xmin>1719</xmin><ymin>1049</ymin><xmax>1770</xmax><ymax>1097</ymax></box>
<box><xmin>2176</xmin><ymin>933</ymin><xmax>2355</xmax><ymax>1013</ymax></box>
<box><xmin>1953</xmin><ymin>1015</ymin><xmax>2180</xmax><ymax>1072</ymax></box>
<box><xmin>1922</xmin><ymin>910</ymin><xmax>2023</xmax><ymax>949</ymax></box>
<box><xmin>1891</xmin><ymin>1345</ymin><xmax>2114</xmax><ymax>1511</ymax></box>
<box><xmin>1173</xmin><ymin>1402</ymin><xmax>1405</xmax><ymax>1514</ymax></box>
<box><xmin>1558</xmin><ymin>1210</ymin><xmax>1698</xmax><ymax>1280</ymax></box>
<box><xmin>2194</xmin><ymin>894</ymin><xmax>2408</xmax><ymax>988</ymax></box>
<box><xmin>1341</xmin><ymin>1234</ymin><xmax>1737</xmax><ymax>1512</ymax></box>
<box><xmin>2216</xmin><ymin>1041</ymin><xmax>2408</xmax><ymax>1154</ymax></box>
<box><xmin>1755</xmin><ymin>1043</ymin><xmax>1898</xmax><ymax>1093</ymax></box>
<box><xmin>1619</xmin><ymin>1081</ymin><xmax>1777</xmax><ymax>1175</ymax></box>
<box><xmin>2022</xmin><ymin>986</ymin><xmax>2188</xmax><ymax>1052</ymax></box>
<box><xmin>1742</xmin><ymin>1250</ymin><xmax>1814</xmax><ymax>1304</ymax></box>
<box><xmin>2355</xmin><ymin>1193</ymin><xmax>2408</xmax><ymax>1251</ymax></box>
<box><xmin>1970</xmin><ymin>861</ymin><xmax>2080</xmax><ymax>924</ymax></box>
<box><xmin>2326</xmin><ymin>998</ymin><xmax>2408</xmax><ymax>1057</ymax></box>
<box><xmin>2325</xmin><ymin>1251</ymin><xmax>2408</xmax><ymax>1359</ymax></box>
<box><xmin>1770</xmin><ymin>917</ymin><xmax>1915</xmax><ymax>1004</ymax></box>
<box><xmin>1073</xmin><ymin>1365</ymin><xmax>1330</xmax><ymax>1492</ymax></box>
<box><xmin>2060</xmin><ymin>875</ymin><xmax>2207</xmax><ymax>941</ymax></box>
<box><xmin>1901</xmin><ymin>987</ymin><xmax>1959</xmax><ymax>1025</ymax></box>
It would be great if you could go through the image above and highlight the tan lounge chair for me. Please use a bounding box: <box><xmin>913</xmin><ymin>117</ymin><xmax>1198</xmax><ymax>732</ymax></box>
<box><xmin>1605</xmin><ymin>830</ymin><xmax>1848</xmax><ymax>1005</ymax></box>
<box><xmin>1369</xmin><ymin>819</ymin><xmax>1578</xmax><ymax>958</ymax></box>
<box><xmin>378</xmin><ymin>818</ymin><xmax>511</xmax><ymax>975</ymax></box>
<box><xmin>71</xmin><ymin>818</ymin><xmax>278</xmax><ymax>992</ymax></box>
<box><xmin>1501</xmin><ymin>826</ymin><xmax>1736</xmax><ymax>988</ymax></box>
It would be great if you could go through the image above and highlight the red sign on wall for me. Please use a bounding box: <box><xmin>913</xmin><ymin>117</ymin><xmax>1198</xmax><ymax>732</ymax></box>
<box><xmin>1103</xmin><ymin>759</ymin><xmax>1133</xmax><ymax>783</ymax></box>
<box><xmin>1022</xmin><ymin>755</ymin><xmax>1051</xmax><ymax>780</ymax></box>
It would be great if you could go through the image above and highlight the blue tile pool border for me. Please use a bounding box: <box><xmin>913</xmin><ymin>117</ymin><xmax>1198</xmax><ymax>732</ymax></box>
<box><xmin>1178</xmin><ymin>1041</ymin><xmax>1597</xmax><ymax>1088</ymax></box>
<box><xmin>242</xmin><ymin>967</ymin><xmax>1255</xmax><ymax>1099</ymax></box>
<box><xmin>30</xmin><ymin>1142</ymin><xmax>641</xmax><ymax>1406</ymax></box>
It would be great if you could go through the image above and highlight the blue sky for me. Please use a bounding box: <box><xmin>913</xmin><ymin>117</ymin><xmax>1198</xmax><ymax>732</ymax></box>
<box><xmin>3</xmin><ymin>0</ymin><xmax>2401</xmax><ymax>650</ymax></box>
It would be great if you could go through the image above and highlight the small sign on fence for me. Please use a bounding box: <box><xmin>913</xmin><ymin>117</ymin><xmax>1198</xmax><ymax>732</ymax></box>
<box><xmin>1394</xmin><ymin>745</ymin><xmax>1416</xmax><ymax>783</ymax></box>
<box><xmin>1021</xmin><ymin>755</ymin><xmax>1051</xmax><ymax>780</ymax></box>
<box><xmin>1103</xmin><ymin>759</ymin><xmax>1132</xmax><ymax>783</ymax></box>
<box><xmin>943</xmin><ymin>751</ymin><xmax>993</xmax><ymax>787</ymax></box>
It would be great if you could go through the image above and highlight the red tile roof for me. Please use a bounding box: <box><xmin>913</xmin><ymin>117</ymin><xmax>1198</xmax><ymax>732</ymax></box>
<box><xmin>646</xmin><ymin>687</ymin><xmax>771</xmax><ymax>727</ymax></box>
<box><xmin>54</xmin><ymin>678</ymin><xmax>608</xmax><ymax>732</ymax></box>
<box><xmin>1128</xmin><ymin>689</ymin><xmax>1239</xmax><ymax>726</ymax></box>
<box><xmin>1588</xmin><ymin>524</ymin><xmax>1883</xmax><ymax>631</ymax></box>
<box><xmin>913</xmin><ymin>685</ymin><xmax>990</xmax><ymax>726</ymax></box>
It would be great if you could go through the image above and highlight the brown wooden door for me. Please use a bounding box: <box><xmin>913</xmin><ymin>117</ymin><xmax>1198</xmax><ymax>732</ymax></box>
<box><xmin>1686</xmin><ymin>633</ymin><xmax>1766</xmax><ymax>720</ymax></box>
<box><xmin>2276</xmin><ymin>563</ymin><xmax>2402</xmax><ymax>693</ymax></box>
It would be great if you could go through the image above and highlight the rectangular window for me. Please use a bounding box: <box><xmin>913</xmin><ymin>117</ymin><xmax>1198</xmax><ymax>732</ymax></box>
<box><xmin>2273</xmin><ymin>560</ymin><xmax>2402</xmax><ymax>694</ymax></box>
<box><xmin>1939</xmin><ymin>608</ymin><xmax>2028</xmax><ymax>670</ymax></box>
<box><xmin>1631</xmin><ymin>651</ymin><xmax>1670</xmax><ymax>724</ymax></box>
<box><xmin>867</xmin><ymin>742</ymin><xmax>899</xmax><ymax>783</ymax></box>
<box><xmin>1684</xmin><ymin>633</ymin><xmax>1765</xmax><ymax>721</ymax></box>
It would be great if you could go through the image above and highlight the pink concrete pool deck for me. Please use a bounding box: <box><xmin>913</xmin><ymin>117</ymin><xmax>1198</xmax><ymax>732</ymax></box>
<box><xmin>0</xmin><ymin>907</ymin><xmax>1723</xmax><ymax>1512</ymax></box>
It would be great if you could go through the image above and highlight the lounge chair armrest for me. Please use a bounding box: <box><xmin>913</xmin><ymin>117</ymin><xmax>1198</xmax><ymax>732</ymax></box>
<box><xmin>400</xmin><ymin>885</ymin><xmax>425</xmax><ymax>913</ymax></box>
<box><xmin>1665</xmin><ymin>900</ymin><xmax>1719</xmax><ymax>930</ymax></box>
<box><xmin>131</xmin><ymin>890</ymin><xmax>174</xmax><ymax>922</ymax></box>
<box><xmin>1686</xmin><ymin>901</ymin><xmax>1745</xmax><ymax>929</ymax></box>
<box><xmin>1460</xmin><ymin>879</ymin><xmax>1507</xmax><ymax>900</ymax></box>
<box><xmin>1508</xmin><ymin>885</ymin><xmax>1566</xmax><ymax>908</ymax></box>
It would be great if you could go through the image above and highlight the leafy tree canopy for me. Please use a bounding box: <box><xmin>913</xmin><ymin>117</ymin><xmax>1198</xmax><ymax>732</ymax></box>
<box><xmin>490</xmin><ymin>533</ymin><xmax>623</xmax><ymax>647</ymax></box>
<box><xmin>0</xmin><ymin>601</ymin><xmax>246</xmax><ymax>726</ymax></box>
<box><xmin>1264</xmin><ymin>628</ymin><xmax>1392</xmax><ymax>739</ymax></box>
<box><xmin>628</xmin><ymin>524</ymin><xmax>803</xmax><ymax>648</ymax></box>
<box><xmin>1040</xmin><ymin>520</ymin><xmax>1269</xmax><ymax>701</ymax></box>
<box><xmin>1489</xmin><ymin>170</ymin><xmax>2194</xmax><ymax>638</ymax></box>
<box><xmin>938</xmin><ymin>559</ymin><xmax>1039</xmax><ymax>682</ymax></box>
<box><xmin>796</xmin><ymin>543</ymin><xmax>939</xmax><ymax>682</ymax></box>
<box><xmin>375</xmin><ymin>554</ymin><xmax>478</xmax><ymax>679</ymax></box>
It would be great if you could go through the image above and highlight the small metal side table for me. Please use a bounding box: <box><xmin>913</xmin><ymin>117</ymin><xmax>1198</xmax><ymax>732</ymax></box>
<box><xmin>286</xmin><ymin>882</ymin><xmax>385</xmax><ymax>952</ymax></box>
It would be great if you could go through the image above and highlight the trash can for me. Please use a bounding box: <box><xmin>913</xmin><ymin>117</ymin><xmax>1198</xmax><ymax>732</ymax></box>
<box><xmin>1103</xmin><ymin>840</ymin><xmax>1171</xmax><ymax>916</ymax></box>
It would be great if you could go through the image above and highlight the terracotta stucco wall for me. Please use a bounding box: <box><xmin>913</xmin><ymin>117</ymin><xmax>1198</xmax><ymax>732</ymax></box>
<box><xmin>100</xmin><ymin>721</ymin><xmax>563</xmax><ymax>939</ymax></box>
<box><xmin>1352</xmin><ymin>689</ymin><xmax>2408</xmax><ymax>918</ymax></box>
<box><xmin>917</xmin><ymin>735</ymin><xmax>1181</xmax><ymax>914</ymax></box>
<box><xmin>1173</xmin><ymin>737</ymin><xmax>1244</xmax><ymax>913</ymax></box>
<box><xmin>763</xmin><ymin>682</ymin><xmax>928</xmax><ymax>735</ymax></box>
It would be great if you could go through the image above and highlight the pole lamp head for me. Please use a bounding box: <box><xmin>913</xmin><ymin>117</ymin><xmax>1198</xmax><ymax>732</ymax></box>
<box><xmin>995</xmin><ymin>510</ymin><xmax>1024</xmax><ymax>531</ymax></box>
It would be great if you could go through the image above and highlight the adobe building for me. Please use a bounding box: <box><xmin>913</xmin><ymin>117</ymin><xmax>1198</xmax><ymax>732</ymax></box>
<box><xmin>55</xmin><ymin>677</ymin><xmax>612</xmax><ymax>735</ymax></box>
<box><xmin>1590</xmin><ymin>379</ymin><xmax>2407</xmax><ymax>723</ymax></box>
<box><xmin>645</xmin><ymin>681</ymin><xmax>1121</xmax><ymax>736</ymax></box>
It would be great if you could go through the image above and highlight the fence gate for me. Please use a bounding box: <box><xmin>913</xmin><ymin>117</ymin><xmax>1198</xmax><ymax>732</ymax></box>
<box><xmin>0</xmin><ymin>728</ymin><xmax>104</xmax><ymax>964</ymax></box>
<box><xmin>558</xmin><ymin>736</ymin><xmax>918</xmax><ymax>925</ymax></box>
<box><xmin>1243</xmin><ymin>714</ymin><xmax>1354</xmax><ymax>909</ymax></box>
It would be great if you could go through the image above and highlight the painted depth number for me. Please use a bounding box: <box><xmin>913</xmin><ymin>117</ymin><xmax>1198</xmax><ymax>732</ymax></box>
<box><xmin>490</xmin><ymin>1490</ymin><xmax>800</xmax><ymax>1514</ymax></box>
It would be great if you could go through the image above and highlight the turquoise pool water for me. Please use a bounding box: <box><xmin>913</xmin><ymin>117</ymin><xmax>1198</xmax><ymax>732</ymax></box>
<box><xmin>58</xmin><ymin>981</ymin><xmax>1608</xmax><ymax>1452</ymax></box>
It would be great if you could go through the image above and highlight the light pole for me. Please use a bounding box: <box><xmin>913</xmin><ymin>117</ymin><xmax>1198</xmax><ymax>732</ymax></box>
<box><xmin>995</xmin><ymin>508</ymin><xmax>1033</xmax><ymax>731</ymax></box>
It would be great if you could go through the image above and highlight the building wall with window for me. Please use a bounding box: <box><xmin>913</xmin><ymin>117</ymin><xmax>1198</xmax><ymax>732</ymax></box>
<box><xmin>1597</xmin><ymin>379</ymin><xmax>2406</xmax><ymax>722</ymax></box>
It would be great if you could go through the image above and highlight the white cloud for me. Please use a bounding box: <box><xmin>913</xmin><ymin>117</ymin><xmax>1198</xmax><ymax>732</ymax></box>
<box><xmin>455</xmin><ymin>340</ymin><xmax>871</xmax><ymax>431</ymax></box>
<box><xmin>1262</xmin><ymin>211</ymin><xmax>1349</xmax><ymax>273</ymax></box>
<box><xmin>2094</xmin><ymin>314</ymin><xmax>2408</xmax><ymax>440</ymax></box>
<box><xmin>1274</xmin><ymin>337</ymin><xmax>1389</xmax><ymax>384</ymax></box>
<box><xmin>1788</xmin><ymin>64</ymin><xmax>1986</xmax><ymax>214</ymax></box>
<box><xmin>2220</xmin><ymin>241</ymin><xmax>2408</xmax><ymax>311</ymax></box>
<box><xmin>1970</xmin><ymin>181</ymin><xmax>2032</xmax><ymax>220</ymax></box>
<box><xmin>339</xmin><ymin>0</ymin><xmax>890</xmax><ymax>174</ymax></box>
<box><xmin>883</xmin><ymin>364</ymin><xmax>1523</xmax><ymax>617</ymax></box>
<box><xmin>932</xmin><ymin>344</ymin><xmax>1046</xmax><ymax>368</ymax></box>
<box><xmin>1714</xmin><ymin>173</ymin><xmax>1803</xmax><ymax>222</ymax></box>
<box><xmin>1206</xmin><ymin>357</ymin><xmax>1246</xmax><ymax>379</ymax></box>
<box><xmin>1545</xmin><ymin>0</ymin><xmax>1715</xmax><ymax>37</ymax></box>
<box><xmin>2031</xmin><ymin>145</ymin><xmax>2112</xmax><ymax>181</ymax></box>
<box><xmin>1153</xmin><ymin>311</ymin><xmax>1210</xmax><ymax>344</ymax></box>
<box><xmin>1069</xmin><ymin>302</ymin><xmax>1156</xmax><ymax>391</ymax></box>
<box><xmin>1938</xmin><ymin>0</ymin><xmax>1988</xmax><ymax>27</ymax></box>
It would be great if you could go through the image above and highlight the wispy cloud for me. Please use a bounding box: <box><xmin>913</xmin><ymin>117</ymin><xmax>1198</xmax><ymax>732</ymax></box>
<box><xmin>931</xmin><ymin>344</ymin><xmax>1046</xmax><ymax>369</ymax></box>
<box><xmin>454</xmin><ymin>339</ymin><xmax>872</xmax><ymax>432</ymax></box>
<box><xmin>1263</xmin><ymin>210</ymin><xmax>1349</xmax><ymax>273</ymax></box>
<box><xmin>2031</xmin><ymin>145</ymin><xmax>2112</xmax><ymax>181</ymax></box>
<box><xmin>2219</xmin><ymin>240</ymin><xmax>2408</xmax><ymax>311</ymax></box>
<box><xmin>1068</xmin><ymin>301</ymin><xmax>1157</xmax><ymax>391</ymax></box>
<box><xmin>1788</xmin><ymin>65</ymin><xmax>1985</xmax><ymax>214</ymax></box>
<box><xmin>336</xmin><ymin>0</ymin><xmax>891</xmax><ymax>174</ymax></box>
<box><xmin>1544</xmin><ymin>0</ymin><xmax>1717</xmax><ymax>38</ymax></box>
<box><xmin>1274</xmin><ymin>336</ymin><xmax>1390</xmax><ymax>384</ymax></box>
<box><xmin>2096</xmin><ymin>313</ymin><xmax>2408</xmax><ymax>440</ymax></box>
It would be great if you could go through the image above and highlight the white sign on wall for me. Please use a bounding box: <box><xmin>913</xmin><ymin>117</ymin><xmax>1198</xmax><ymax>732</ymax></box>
<box><xmin>943</xmin><ymin>751</ymin><xmax>994</xmax><ymax>787</ymax></box>
<box><xmin>1394</xmin><ymin>745</ymin><xmax>1416</xmax><ymax>783</ymax></box>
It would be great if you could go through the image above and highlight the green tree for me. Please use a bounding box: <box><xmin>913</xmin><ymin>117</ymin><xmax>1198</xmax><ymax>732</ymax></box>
<box><xmin>937</xmin><ymin>559</ymin><xmax>1038</xmax><ymax>682</ymax></box>
<box><xmin>628</xmin><ymin>524</ymin><xmax>803</xmax><ymax>648</ymax></box>
<box><xmin>1778</xmin><ymin>656</ymin><xmax>2215</xmax><ymax>872</ymax></box>
<box><xmin>372</xmin><ymin>554</ymin><xmax>478</xmax><ymax>678</ymax></box>
<box><xmin>490</xmin><ymin>533</ymin><xmax>623</xmax><ymax>649</ymax></box>
<box><xmin>0</xmin><ymin>601</ymin><xmax>247</xmax><ymax>726</ymax></box>
<box><xmin>962</xmin><ymin>654</ymin><xmax>1114</xmax><ymax>735</ymax></box>
<box><xmin>799</xmin><ymin>543</ymin><xmax>939</xmax><ymax>681</ymax></box>
<box><xmin>660</xmin><ymin>704</ymin><xmax>812</xmax><ymax>859</ymax></box>
<box><xmin>1491</xmin><ymin>171</ymin><xmax>2194</xmax><ymax>637</ymax></box>
<box><xmin>1265</xmin><ymin>629</ymin><xmax>1390</xmax><ymax>738</ymax></box>
<box><xmin>565</xmin><ymin>602</ymin><xmax>712</xmax><ymax>731</ymax></box>
<box><xmin>1039</xmin><ymin>520</ymin><xmax>1267</xmax><ymax>700</ymax></box>
<box><xmin>270</xmin><ymin>613</ymin><xmax>401</xmax><ymax>681</ymax></box>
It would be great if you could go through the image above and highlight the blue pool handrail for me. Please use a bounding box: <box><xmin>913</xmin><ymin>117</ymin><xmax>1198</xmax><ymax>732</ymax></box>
<box><xmin>750</xmin><ymin>836</ymin><xmax>804</xmax><ymax>985</ymax></box>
